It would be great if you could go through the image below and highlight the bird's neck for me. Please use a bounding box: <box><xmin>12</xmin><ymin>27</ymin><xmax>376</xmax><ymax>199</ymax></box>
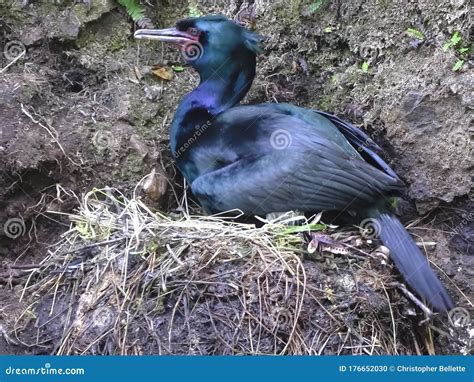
<box><xmin>170</xmin><ymin>60</ymin><xmax>256</xmax><ymax>156</ymax></box>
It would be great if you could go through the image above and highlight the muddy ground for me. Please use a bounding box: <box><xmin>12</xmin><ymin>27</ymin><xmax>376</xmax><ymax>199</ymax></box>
<box><xmin>0</xmin><ymin>0</ymin><xmax>472</xmax><ymax>354</ymax></box>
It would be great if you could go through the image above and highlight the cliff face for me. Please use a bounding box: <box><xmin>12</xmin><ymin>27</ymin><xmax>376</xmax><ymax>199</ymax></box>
<box><xmin>0</xmin><ymin>0</ymin><xmax>472</xmax><ymax>354</ymax></box>
<box><xmin>1</xmin><ymin>0</ymin><xmax>472</xmax><ymax>213</ymax></box>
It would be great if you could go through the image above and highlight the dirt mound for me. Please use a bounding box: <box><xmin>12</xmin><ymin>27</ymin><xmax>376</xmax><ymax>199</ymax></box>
<box><xmin>7</xmin><ymin>188</ymin><xmax>471</xmax><ymax>355</ymax></box>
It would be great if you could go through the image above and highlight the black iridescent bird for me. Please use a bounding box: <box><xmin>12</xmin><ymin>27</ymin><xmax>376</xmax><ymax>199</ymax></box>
<box><xmin>135</xmin><ymin>15</ymin><xmax>453</xmax><ymax>311</ymax></box>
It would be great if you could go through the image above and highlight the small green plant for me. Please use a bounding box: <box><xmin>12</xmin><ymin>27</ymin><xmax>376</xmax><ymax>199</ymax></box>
<box><xmin>116</xmin><ymin>0</ymin><xmax>145</xmax><ymax>22</ymax></box>
<box><xmin>172</xmin><ymin>65</ymin><xmax>185</xmax><ymax>73</ymax></box>
<box><xmin>279</xmin><ymin>223</ymin><xmax>326</xmax><ymax>235</ymax></box>
<box><xmin>188</xmin><ymin>5</ymin><xmax>203</xmax><ymax>17</ymax></box>
<box><xmin>116</xmin><ymin>0</ymin><xmax>153</xmax><ymax>28</ymax></box>
<box><xmin>405</xmin><ymin>28</ymin><xmax>425</xmax><ymax>41</ymax></box>
<box><xmin>361</xmin><ymin>61</ymin><xmax>369</xmax><ymax>73</ymax></box>
<box><xmin>308</xmin><ymin>0</ymin><xmax>325</xmax><ymax>14</ymax></box>
<box><xmin>442</xmin><ymin>31</ymin><xmax>469</xmax><ymax>72</ymax></box>
<box><xmin>453</xmin><ymin>59</ymin><xmax>464</xmax><ymax>72</ymax></box>
<box><xmin>443</xmin><ymin>31</ymin><xmax>462</xmax><ymax>51</ymax></box>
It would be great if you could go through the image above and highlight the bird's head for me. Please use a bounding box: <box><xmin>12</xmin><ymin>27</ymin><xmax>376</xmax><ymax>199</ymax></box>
<box><xmin>134</xmin><ymin>15</ymin><xmax>262</xmax><ymax>81</ymax></box>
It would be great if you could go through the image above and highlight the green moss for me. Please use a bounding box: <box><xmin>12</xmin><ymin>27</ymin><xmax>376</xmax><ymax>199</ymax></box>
<box><xmin>73</xmin><ymin>0</ymin><xmax>117</xmax><ymax>24</ymax></box>
<box><xmin>107</xmin><ymin>32</ymin><xmax>129</xmax><ymax>52</ymax></box>
<box><xmin>128</xmin><ymin>101</ymin><xmax>160</xmax><ymax>136</ymax></box>
<box><xmin>126</xmin><ymin>154</ymin><xmax>144</xmax><ymax>175</ymax></box>
<box><xmin>313</xmin><ymin>94</ymin><xmax>335</xmax><ymax>111</ymax></box>
<box><xmin>75</xmin><ymin>14</ymin><xmax>130</xmax><ymax>64</ymax></box>
<box><xmin>115</xmin><ymin>153</ymin><xmax>145</xmax><ymax>179</ymax></box>
<box><xmin>376</xmin><ymin>0</ymin><xmax>392</xmax><ymax>10</ymax></box>
<box><xmin>188</xmin><ymin>0</ymin><xmax>203</xmax><ymax>17</ymax></box>
<box><xmin>20</xmin><ymin>83</ymin><xmax>40</xmax><ymax>103</ymax></box>
<box><xmin>0</xmin><ymin>1</ymin><xmax>24</xmax><ymax>20</ymax></box>
<box><xmin>273</xmin><ymin>0</ymin><xmax>303</xmax><ymax>26</ymax></box>
<box><xmin>77</xmin><ymin>30</ymin><xmax>97</xmax><ymax>49</ymax></box>
<box><xmin>35</xmin><ymin>0</ymin><xmax>70</xmax><ymax>17</ymax></box>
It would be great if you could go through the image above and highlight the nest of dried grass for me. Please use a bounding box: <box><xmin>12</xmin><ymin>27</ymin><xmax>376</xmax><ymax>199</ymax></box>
<box><xmin>10</xmin><ymin>184</ymin><xmax>462</xmax><ymax>355</ymax></box>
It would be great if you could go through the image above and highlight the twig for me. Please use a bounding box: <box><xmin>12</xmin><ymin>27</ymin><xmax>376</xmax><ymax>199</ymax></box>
<box><xmin>166</xmin><ymin>244</ymin><xmax>184</xmax><ymax>266</ymax></box>
<box><xmin>0</xmin><ymin>50</ymin><xmax>25</xmax><ymax>74</ymax></box>
<box><xmin>388</xmin><ymin>282</ymin><xmax>434</xmax><ymax>317</ymax></box>
<box><xmin>20</xmin><ymin>104</ymin><xmax>81</xmax><ymax>167</ymax></box>
<box><xmin>0</xmin><ymin>324</ymin><xmax>20</xmax><ymax>345</ymax></box>
<box><xmin>9</xmin><ymin>264</ymin><xmax>40</xmax><ymax>270</ymax></box>
<box><xmin>64</xmin><ymin>237</ymin><xmax>127</xmax><ymax>255</ymax></box>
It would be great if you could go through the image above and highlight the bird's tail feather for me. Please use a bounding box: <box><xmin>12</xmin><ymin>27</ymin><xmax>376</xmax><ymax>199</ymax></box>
<box><xmin>369</xmin><ymin>209</ymin><xmax>454</xmax><ymax>312</ymax></box>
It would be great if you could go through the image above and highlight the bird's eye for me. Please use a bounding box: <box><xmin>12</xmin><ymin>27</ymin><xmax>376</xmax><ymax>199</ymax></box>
<box><xmin>188</xmin><ymin>27</ymin><xmax>199</xmax><ymax>36</ymax></box>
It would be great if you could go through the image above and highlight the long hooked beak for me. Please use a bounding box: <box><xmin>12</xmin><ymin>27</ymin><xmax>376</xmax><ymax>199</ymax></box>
<box><xmin>134</xmin><ymin>27</ymin><xmax>194</xmax><ymax>46</ymax></box>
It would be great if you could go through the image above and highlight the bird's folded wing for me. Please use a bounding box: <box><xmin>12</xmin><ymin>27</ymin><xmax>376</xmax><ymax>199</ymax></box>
<box><xmin>191</xmin><ymin>144</ymin><xmax>405</xmax><ymax>215</ymax></box>
<box><xmin>314</xmin><ymin>111</ymin><xmax>399</xmax><ymax>179</ymax></box>
<box><xmin>314</xmin><ymin>111</ymin><xmax>381</xmax><ymax>152</ymax></box>
<box><xmin>220</xmin><ymin>104</ymin><xmax>399</xmax><ymax>180</ymax></box>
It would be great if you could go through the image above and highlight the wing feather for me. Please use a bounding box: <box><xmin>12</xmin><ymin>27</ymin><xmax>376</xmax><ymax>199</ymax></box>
<box><xmin>192</xmin><ymin>145</ymin><xmax>403</xmax><ymax>215</ymax></box>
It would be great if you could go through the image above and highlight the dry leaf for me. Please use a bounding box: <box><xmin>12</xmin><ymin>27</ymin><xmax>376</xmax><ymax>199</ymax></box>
<box><xmin>129</xmin><ymin>134</ymin><xmax>149</xmax><ymax>161</ymax></box>
<box><xmin>134</xmin><ymin>66</ymin><xmax>143</xmax><ymax>81</ymax></box>
<box><xmin>128</xmin><ymin>67</ymin><xmax>140</xmax><ymax>84</ymax></box>
<box><xmin>152</xmin><ymin>66</ymin><xmax>174</xmax><ymax>80</ymax></box>
<box><xmin>310</xmin><ymin>211</ymin><xmax>323</xmax><ymax>224</ymax></box>
<box><xmin>142</xmin><ymin>168</ymin><xmax>168</xmax><ymax>201</ymax></box>
<box><xmin>308</xmin><ymin>232</ymin><xmax>349</xmax><ymax>255</ymax></box>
